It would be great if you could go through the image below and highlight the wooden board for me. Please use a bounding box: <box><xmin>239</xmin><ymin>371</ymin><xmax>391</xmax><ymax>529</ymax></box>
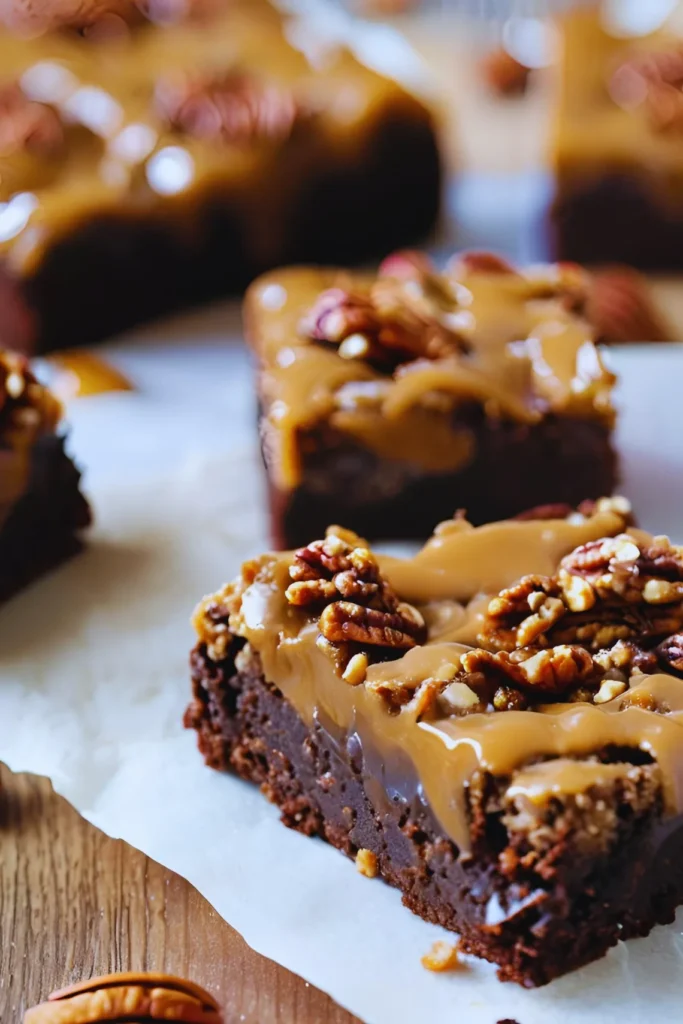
<box><xmin>0</xmin><ymin>764</ymin><xmax>360</xmax><ymax>1023</ymax></box>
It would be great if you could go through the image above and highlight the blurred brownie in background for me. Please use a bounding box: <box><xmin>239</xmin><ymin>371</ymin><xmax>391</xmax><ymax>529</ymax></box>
<box><xmin>0</xmin><ymin>0</ymin><xmax>441</xmax><ymax>352</ymax></box>
<box><xmin>245</xmin><ymin>250</ymin><xmax>618</xmax><ymax>548</ymax></box>
<box><xmin>0</xmin><ymin>351</ymin><xmax>90</xmax><ymax>601</ymax></box>
<box><xmin>552</xmin><ymin>5</ymin><xmax>683</xmax><ymax>269</ymax></box>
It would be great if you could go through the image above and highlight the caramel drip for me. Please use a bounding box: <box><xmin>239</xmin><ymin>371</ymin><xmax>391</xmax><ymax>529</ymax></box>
<box><xmin>247</xmin><ymin>266</ymin><xmax>615</xmax><ymax>490</ymax></box>
<box><xmin>46</xmin><ymin>350</ymin><xmax>133</xmax><ymax>398</ymax></box>
<box><xmin>0</xmin><ymin>2</ymin><xmax>431</xmax><ymax>274</ymax></box>
<box><xmin>234</xmin><ymin>510</ymin><xmax>683</xmax><ymax>854</ymax></box>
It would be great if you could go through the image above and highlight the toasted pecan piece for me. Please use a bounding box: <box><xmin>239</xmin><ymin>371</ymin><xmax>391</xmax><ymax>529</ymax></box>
<box><xmin>24</xmin><ymin>971</ymin><xmax>222</xmax><ymax>1023</ymax></box>
<box><xmin>286</xmin><ymin>526</ymin><xmax>426</xmax><ymax>667</ymax></box>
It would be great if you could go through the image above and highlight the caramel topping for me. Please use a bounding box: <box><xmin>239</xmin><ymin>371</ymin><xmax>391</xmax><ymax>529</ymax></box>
<box><xmin>191</xmin><ymin>498</ymin><xmax>683</xmax><ymax>855</ymax></box>
<box><xmin>45</xmin><ymin>349</ymin><xmax>133</xmax><ymax>397</ymax></box>
<box><xmin>247</xmin><ymin>259</ymin><xmax>615</xmax><ymax>490</ymax></box>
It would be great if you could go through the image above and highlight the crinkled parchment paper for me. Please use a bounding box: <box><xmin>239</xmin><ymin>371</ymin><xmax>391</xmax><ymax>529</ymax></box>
<box><xmin>2</xmin><ymin>322</ymin><xmax>683</xmax><ymax>1023</ymax></box>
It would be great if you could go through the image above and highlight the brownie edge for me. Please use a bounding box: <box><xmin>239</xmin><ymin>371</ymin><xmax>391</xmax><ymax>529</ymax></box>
<box><xmin>186</xmin><ymin>641</ymin><xmax>683</xmax><ymax>988</ymax></box>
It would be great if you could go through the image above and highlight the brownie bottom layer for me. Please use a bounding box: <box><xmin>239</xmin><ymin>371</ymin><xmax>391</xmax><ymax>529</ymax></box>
<box><xmin>186</xmin><ymin>643</ymin><xmax>683</xmax><ymax>988</ymax></box>
<box><xmin>552</xmin><ymin>173</ymin><xmax>683</xmax><ymax>270</ymax></box>
<box><xmin>265</xmin><ymin>414</ymin><xmax>617</xmax><ymax>548</ymax></box>
<box><xmin>0</xmin><ymin>435</ymin><xmax>91</xmax><ymax>602</ymax></box>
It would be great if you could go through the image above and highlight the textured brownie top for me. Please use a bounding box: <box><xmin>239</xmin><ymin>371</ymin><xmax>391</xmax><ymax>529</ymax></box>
<box><xmin>0</xmin><ymin>0</ymin><xmax>433</xmax><ymax>278</ymax></box>
<box><xmin>554</xmin><ymin>5</ymin><xmax>683</xmax><ymax>188</ymax></box>
<box><xmin>246</xmin><ymin>251</ymin><xmax>616</xmax><ymax>489</ymax></box>
<box><xmin>0</xmin><ymin>348</ymin><xmax>61</xmax><ymax>523</ymax></box>
<box><xmin>25</xmin><ymin>970</ymin><xmax>222</xmax><ymax>1023</ymax></box>
<box><xmin>194</xmin><ymin>497</ymin><xmax>683</xmax><ymax>852</ymax></box>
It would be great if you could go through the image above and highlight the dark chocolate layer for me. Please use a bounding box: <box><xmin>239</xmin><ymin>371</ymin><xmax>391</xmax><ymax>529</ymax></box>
<box><xmin>552</xmin><ymin>173</ymin><xmax>683</xmax><ymax>271</ymax></box>
<box><xmin>186</xmin><ymin>641</ymin><xmax>683</xmax><ymax>987</ymax></box>
<box><xmin>264</xmin><ymin>412</ymin><xmax>618</xmax><ymax>549</ymax></box>
<box><xmin>0</xmin><ymin>433</ymin><xmax>90</xmax><ymax>601</ymax></box>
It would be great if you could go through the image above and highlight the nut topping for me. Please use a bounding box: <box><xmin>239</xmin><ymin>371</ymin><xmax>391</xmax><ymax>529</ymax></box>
<box><xmin>24</xmin><ymin>971</ymin><xmax>222</xmax><ymax>1023</ymax></box>
<box><xmin>155</xmin><ymin>71</ymin><xmax>300</xmax><ymax>146</ymax></box>
<box><xmin>286</xmin><ymin>527</ymin><xmax>426</xmax><ymax>669</ymax></box>
<box><xmin>0</xmin><ymin>83</ymin><xmax>64</xmax><ymax>159</ymax></box>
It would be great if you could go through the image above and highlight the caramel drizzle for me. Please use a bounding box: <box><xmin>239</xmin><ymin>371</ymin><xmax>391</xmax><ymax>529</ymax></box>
<box><xmin>247</xmin><ymin>266</ymin><xmax>615</xmax><ymax>490</ymax></box>
<box><xmin>232</xmin><ymin>509</ymin><xmax>683</xmax><ymax>853</ymax></box>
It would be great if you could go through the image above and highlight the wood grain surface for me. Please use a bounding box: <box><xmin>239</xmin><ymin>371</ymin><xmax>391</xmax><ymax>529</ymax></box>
<box><xmin>0</xmin><ymin>764</ymin><xmax>361</xmax><ymax>1023</ymax></box>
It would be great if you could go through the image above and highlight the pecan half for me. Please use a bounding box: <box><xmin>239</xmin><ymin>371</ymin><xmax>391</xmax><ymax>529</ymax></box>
<box><xmin>155</xmin><ymin>71</ymin><xmax>299</xmax><ymax>146</ymax></box>
<box><xmin>655</xmin><ymin>633</ymin><xmax>683</xmax><ymax>675</ymax></box>
<box><xmin>0</xmin><ymin>83</ymin><xmax>64</xmax><ymax>159</ymax></box>
<box><xmin>24</xmin><ymin>971</ymin><xmax>222</xmax><ymax>1024</ymax></box>
<box><xmin>610</xmin><ymin>49</ymin><xmax>683</xmax><ymax>132</ymax></box>
<box><xmin>480</xmin><ymin>533</ymin><xmax>683</xmax><ymax>655</ymax></box>
<box><xmin>586</xmin><ymin>266</ymin><xmax>670</xmax><ymax>344</ymax></box>
<box><xmin>286</xmin><ymin>526</ymin><xmax>426</xmax><ymax>668</ymax></box>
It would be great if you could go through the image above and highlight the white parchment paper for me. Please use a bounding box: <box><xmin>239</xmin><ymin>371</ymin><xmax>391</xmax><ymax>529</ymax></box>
<box><xmin>2</xmin><ymin>325</ymin><xmax>683</xmax><ymax>1024</ymax></box>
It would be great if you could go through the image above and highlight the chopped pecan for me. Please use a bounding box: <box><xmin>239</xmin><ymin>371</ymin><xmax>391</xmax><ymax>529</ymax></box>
<box><xmin>480</xmin><ymin>47</ymin><xmax>531</xmax><ymax>96</ymax></box>
<box><xmin>611</xmin><ymin>49</ymin><xmax>683</xmax><ymax>133</ymax></box>
<box><xmin>299</xmin><ymin>268</ymin><xmax>468</xmax><ymax>371</ymax></box>
<box><xmin>286</xmin><ymin>526</ymin><xmax>426</xmax><ymax>669</ymax></box>
<box><xmin>655</xmin><ymin>633</ymin><xmax>683</xmax><ymax>675</ymax></box>
<box><xmin>319</xmin><ymin>600</ymin><xmax>424</xmax><ymax>650</ymax></box>
<box><xmin>1</xmin><ymin>0</ymin><xmax>141</xmax><ymax>36</ymax></box>
<box><xmin>0</xmin><ymin>83</ymin><xmax>64</xmax><ymax>159</ymax></box>
<box><xmin>586</xmin><ymin>266</ymin><xmax>670</xmax><ymax>344</ymax></box>
<box><xmin>155</xmin><ymin>71</ymin><xmax>300</xmax><ymax>146</ymax></box>
<box><xmin>480</xmin><ymin>533</ymin><xmax>683</xmax><ymax>655</ymax></box>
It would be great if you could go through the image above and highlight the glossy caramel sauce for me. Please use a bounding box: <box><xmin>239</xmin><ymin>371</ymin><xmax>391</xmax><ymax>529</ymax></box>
<box><xmin>209</xmin><ymin>504</ymin><xmax>683</xmax><ymax>854</ymax></box>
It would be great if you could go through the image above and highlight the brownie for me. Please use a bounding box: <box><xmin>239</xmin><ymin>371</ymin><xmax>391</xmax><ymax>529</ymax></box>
<box><xmin>245</xmin><ymin>250</ymin><xmax>618</xmax><ymax>548</ymax></box>
<box><xmin>0</xmin><ymin>0</ymin><xmax>441</xmax><ymax>353</ymax></box>
<box><xmin>0</xmin><ymin>351</ymin><xmax>90</xmax><ymax>601</ymax></box>
<box><xmin>186</xmin><ymin>498</ymin><xmax>683</xmax><ymax>987</ymax></box>
<box><xmin>551</xmin><ymin>6</ymin><xmax>683</xmax><ymax>269</ymax></box>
